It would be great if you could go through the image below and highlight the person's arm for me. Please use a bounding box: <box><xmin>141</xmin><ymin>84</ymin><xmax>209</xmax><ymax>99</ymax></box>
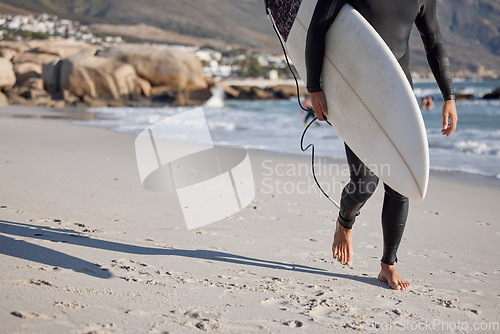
<box><xmin>305</xmin><ymin>0</ymin><xmax>346</xmax><ymax>120</ymax></box>
<box><xmin>415</xmin><ymin>0</ymin><xmax>458</xmax><ymax>136</ymax></box>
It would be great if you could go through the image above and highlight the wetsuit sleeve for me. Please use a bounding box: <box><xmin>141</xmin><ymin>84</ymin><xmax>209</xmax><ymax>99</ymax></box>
<box><xmin>415</xmin><ymin>0</ymin><xmax>455</xmax><ymax>100</ymax></box>
<box><xmin>305</xmin><ymin>0</ymin><xmax>347</xmax><ymax>93</ymax></box>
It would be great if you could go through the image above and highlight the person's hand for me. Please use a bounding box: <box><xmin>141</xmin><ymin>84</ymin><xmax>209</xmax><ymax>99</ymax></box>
<box><xmin>309</xmin><ymin>90</ymin><xmax>328</xmax><ymax>121</ymax></box>
<box><xmin>441</xmin><ymin>99</ymin><xmax>458</xmax><ymax>137</ymax></box>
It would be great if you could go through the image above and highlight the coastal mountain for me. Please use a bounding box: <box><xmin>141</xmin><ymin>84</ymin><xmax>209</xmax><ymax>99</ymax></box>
<box><xmin>0</xmin><ymin>0</ymin><xmax>499</xmax><ymax>73</ymax></box>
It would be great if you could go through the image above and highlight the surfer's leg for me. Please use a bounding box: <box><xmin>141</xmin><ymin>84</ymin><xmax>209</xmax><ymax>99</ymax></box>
<box><xmin>377</xmin><ymin>184</ymin><xmax>411</xmax><ymax>290</ymax></box>
<box><xmin>332</xmin><ymin>144</ymin><xmax>379</xmax><ymax>266</ymax></box>
<box><xmin>380</xmin><ymin>184</ymin><xmax>408</xmax><ymax>265</ymax></box>
<box><xmin>338</xmin><ymin>144</ymin><xmax>379</xmax><ymax>229</ymax></box>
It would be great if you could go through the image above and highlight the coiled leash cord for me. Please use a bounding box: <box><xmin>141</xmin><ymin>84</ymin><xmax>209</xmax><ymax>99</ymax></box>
<box><xmin>265</xmin><ymin>3</ymin><xmax>340</xmax><ymax>209</ymax></box>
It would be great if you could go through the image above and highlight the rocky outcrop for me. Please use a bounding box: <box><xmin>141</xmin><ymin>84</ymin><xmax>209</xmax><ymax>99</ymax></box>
<box><xmin>97</xmin><ymin>45</ymin><xmax>212</xmax><ymax>105</ymax></box>
<box><xmin>0</xmin><ymin>41</ymin><xmax>30</xmax><ymax>54</ymax></box>
<box><xmin>0</xmin><ymin>91</ymin><xmax>8</xmax><ymax>106</ymax></box>
<box><xmin>41</xmin><ymin>59</ymin><xmax>62</xmax><ymax>96</ymax></box>
<box><xmin>269</xmin><ymin>84</ymin><xmax>307</xmax><ymax>99</ymax></box>
<box><xmin>0</xmin><ymin>57</ymin><xmax>16</xmax><ymax>89</ymax></box>
<box><xmin>14</xmin><ymin>62</ymin><xmax>42</xmax><ymax>84</ymax></box>
<box><xmin>12</xmin><ymin>52</ymin><xmax>60</xmax><ymax>66</ymax></box>
<box><xmin>455</xmin><ymin>93</ymin><xmax>474</xmax><ymax>100</ymax></box>
<box><xmin>59</xmin><ymin>53</ymin><xmax>143</xmax><ymax>101</ymax></box>
<box><xmin>483</xmin><ymin>87</ymin><xmax>500</xmax><ymax>99</ymax></box>
<box><xmin>0</xmin><ymin>48</ymin><xmax>17</xmax><ymax>60</ymax></box>
<box><xmin>0</xmin><ymin>39</ymin><xmax>307</xmax><ymax>108</ymax></box>
<box><xmin>28</xmin><ymin>40</ymin><xmax>98</xmax><ymax>59</ymax></box>
<box><xmin>232</xmin><ymin>85</ymin><xmax>276</xmax><ymax>100</ymax></box>
<box><xmin>221</xmin><ymin>83</ymin><xmax>307</xmax><ymax>100</ymax></box>
<box><xmin>3</xmin><ymin>40</ymin><xmax>208</xmax><ymax>107</ymax></box>
<box><xmin>7</xmin><ymin>77</ymin><xmax>54</xmax><ymax>107</ymax></box>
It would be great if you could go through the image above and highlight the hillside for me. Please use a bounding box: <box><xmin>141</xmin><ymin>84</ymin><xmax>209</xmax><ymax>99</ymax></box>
<box><xmin>0</xmin><ymin>0</ymin><xmax>498</xmax><ymax>73</ymax></box>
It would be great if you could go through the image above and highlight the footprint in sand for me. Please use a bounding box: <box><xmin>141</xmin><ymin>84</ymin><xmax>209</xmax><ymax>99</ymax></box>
<box><xmin>225</xmin><ymin>323</ymin><xmax>266</xmax><ymax>331</ymax></box>
<box><xmin>283</xmin><ymin>320</ymin><xmax>304</xmax><ymax>328</ymax></box>
<box><xmin>54</xmin><ymin>301</ymin><xmax>85</xmax><ymax>309</ymax></box>
<box><xmin>125</xmin><ymin>309</ymin><xmax>155</xmax><ymax>317</ymax></box>
<box><xmin>194</xmin><ymin>229</ymin><xmax>218</xmax><ymax>235</ymax></box>
<box><xmin>80</xmin><ymin>323</ymin><xmax>116</xmax><ymax>333</ymax></box>
<box><xmin>475</xmin><ymin>221</ymin><xmax>490</xmax><ymax>226</ymax></box>
<box><xmin>458</xmin><ymin>288</ymin><xmax>484</xmax><ymax>296</ymax></box>
<box><xmin>184</xmin><ymin>309</ymin><xmax>220</xmax><ymax>331</ymax></box>
<box><xmin>29</xmin><ymin>218</ymin><xmax>60</xmax><ymax>224</ymax></box>
<box><xmin>261</xmin><ymin>297</ymin><xmax>283</xmax><ymax>306</ymax></box>
<box><xmin>433</xmin><ymin>297</ymin><xmax>460</xmax><ymax>309</ymax></box>
<box><xmin>11</xmin><ymin>311</ymin><xmax>53</xmax><ymax>320</ymax></box>
<box><xmin>298</xmin><ymin>237</ymin><xmax>320</xmax><ymax>242</ymax></box>
<box><xmin>27</xmin><ymin>279</ymin><xmax>53</xmax><ymax>287</ymax></box>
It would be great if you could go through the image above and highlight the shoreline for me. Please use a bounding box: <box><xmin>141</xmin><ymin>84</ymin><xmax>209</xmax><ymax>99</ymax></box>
<box><xmin>2</xmin><ymin>104</ymin><xmax>500</xmax><ymax>182</ymax></box>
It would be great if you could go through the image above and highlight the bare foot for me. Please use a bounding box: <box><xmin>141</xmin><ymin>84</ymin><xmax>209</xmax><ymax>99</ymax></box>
<box><xmin>377</xmin><ymin>262</ymin><xmax>411</xmax><ymax>290</ymax></box>
<box><xmin>332</xmin><ymin>218</ymin><xmax>353</xmax><ymax>266</ymax></box>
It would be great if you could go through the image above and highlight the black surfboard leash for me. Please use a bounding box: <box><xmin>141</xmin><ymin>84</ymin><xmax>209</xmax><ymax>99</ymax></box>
<box><xmin>265</xmin><ymin>3</ymin><xmax>341</xmax><ymax>209</ymax></box>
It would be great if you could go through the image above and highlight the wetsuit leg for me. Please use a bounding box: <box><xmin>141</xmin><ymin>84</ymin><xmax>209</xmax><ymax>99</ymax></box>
<box><xmin>340</xmin><ymin>144</ymin><xmax>409</xmax><ymax>266</ymax></box>
<box><xmin>338</xmin><ymin>143</ymin><xmax>379</xmax><ymax>229</ymax></box>
<box><xmin>380</xmin><ymin>184</ymin><xmax>409</xmax><ymax>265</ymax></box>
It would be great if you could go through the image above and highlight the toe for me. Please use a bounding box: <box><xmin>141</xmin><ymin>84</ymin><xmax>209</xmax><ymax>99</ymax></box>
<box><xmin>391</xmin><ymin>282</ymin><xmax>401</xmax><ymax>290</ymax></box>
<box><xmin>347</xmin><ymin>252</ymin><xmax>352</xmax><ymax>266</ymax></box>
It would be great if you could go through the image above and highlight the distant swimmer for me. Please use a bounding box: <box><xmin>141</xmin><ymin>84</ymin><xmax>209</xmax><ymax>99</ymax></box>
<box><xmin>301</xmin><ymin>94</ymin><xmax>316</xmax><ymax>124</ymax></box>
<box><xmin>421</xmin><ymin>96</ymin><xmax>435</xmax><ymax>110</ymax></box>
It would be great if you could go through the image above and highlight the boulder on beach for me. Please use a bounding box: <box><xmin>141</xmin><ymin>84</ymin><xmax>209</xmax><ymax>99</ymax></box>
<box><xmin>135</xmin><ymin>76</ymin><xmax>152</xmax><ymax>98</ymax></box>
<box><xmin>59</xmin><ymin>53</ymin><xmax>145</xmax><ymax>101</ymax></box>
<box><xmin>13</xmin><ymin>52</ymin><xmax>60</xmax><ymax>66</ymax></box>
<box><xmin>221</xmin><ymin>83</ymin><xmax>307</xmax><ymax>100</ymax></box>
<box><xmin>230</xmin><ymin>85</ymin><xmax>276</xmax><ymax>99</ymax></box>
<box><xmin>14</xmin><ymin>62</ymin><xmax>42</xmax><ymax>84</ymax></box>
<box><xmin>0</xmin><ymin>57</ymin><xmax>16</xmax><ymax>89</ymax></box>
<box><xmin>220</xmin><ymin>84</ymin><xmax>241</xmax><ymax>99</ymax></box>
<box><xmin>28</xmin><ymin>40</ymin><xmax>98</xmax><ymax>59</ymax></box>
<box><xmin>0</xmin><ymin>91</ymin><xmax>8</xmax><ymax>106</ymax></box>
<box><xmin>0</xmin><ymin>48</ymin><xmax>17</xmax><ymax>60</ymax></box>
<box><xmin>0</xmin><ymin>41</ymin><xmax>30</xmax><ymax>54</ymax></box>
<box><xmin>97</xmin><ymin>45</ymin><xmax>211</xmax><ymax>105</ymax></box>
<box><xmin>268</xmin><ymin>84</ymin><xmax>307</xmax><ymax>99</ymax></box>
<box><xmin>41</xmin><ymin>59</ymin><xmax>63</xmax><ymax>96</ymax></box>
<box><xmin>6</xmin><ymin>77</ymin><xmax>53</xmax><ymax>107</ymax></box>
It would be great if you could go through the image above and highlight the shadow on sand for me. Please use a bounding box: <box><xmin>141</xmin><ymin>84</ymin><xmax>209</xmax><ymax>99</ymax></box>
<box><xmin>0</xmin><ymin>220</ymin><xmax>384</xmax><ymax>287</ymax></box>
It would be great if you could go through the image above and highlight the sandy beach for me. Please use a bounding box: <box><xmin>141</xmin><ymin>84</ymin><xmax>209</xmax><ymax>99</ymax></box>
<box><xmin>0</xmin><ymin>106</ymin><xmax>499</xmax><ymax>333</ymax></box>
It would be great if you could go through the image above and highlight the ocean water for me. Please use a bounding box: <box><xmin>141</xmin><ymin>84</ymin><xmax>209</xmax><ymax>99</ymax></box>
<box><xmin>76</xmin><ymin>80</ymin><xmax>500</xmax><ymax>179</ymax></box>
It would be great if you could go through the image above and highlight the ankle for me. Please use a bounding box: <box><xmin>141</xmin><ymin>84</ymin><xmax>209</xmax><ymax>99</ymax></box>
<box><xmin>380</xmin><ymin>262</ymin><xmax>395</xmax><ymax>270</ymax></box>
<box><xmin>336</xmin><ymin>219</ymin><xmax>352</xmax><ymax>232</ymax></box>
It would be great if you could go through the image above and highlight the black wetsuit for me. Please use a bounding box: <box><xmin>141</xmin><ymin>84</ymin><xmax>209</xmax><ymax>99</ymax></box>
<box><xmin>305</xmin><ymin>0</ymin><xmax>455</xmax><ymax>265</ymax></box>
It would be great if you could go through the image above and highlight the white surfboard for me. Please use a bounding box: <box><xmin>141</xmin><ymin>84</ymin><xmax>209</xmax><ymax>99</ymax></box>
<box><xmin>281</xmin><ymin>0</ymin><xmax>429</xmax><ymax>200</ymax></box>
